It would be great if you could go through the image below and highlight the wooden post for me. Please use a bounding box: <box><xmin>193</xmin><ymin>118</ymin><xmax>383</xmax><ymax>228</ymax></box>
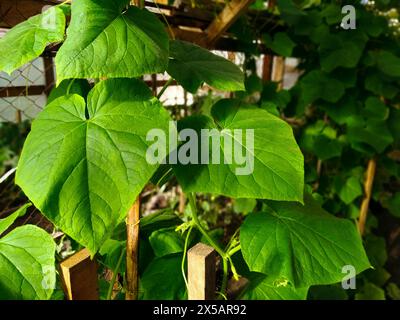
<box><xmin>272</xmin><ymin>56</ymin><xmax>285</xmax><ymax>90</ymax></box>
<box><xmin>262</xmin><ymin>54</ymin><xmax>273</xmax><ymax>82</ymax></box>
<box><xmin>205</xmin><ymin>0</ymin><xmax>254</xmax><ymax>47</ymax></box>
<box><xmin>358</xmin><ymin>158</ymin><xmax>377</xmax><ymax>235</ymax></box>
<box><xmin>124</xmin><ymin>0</ymin><xmax>143</xmax><ymax>302</ymax></box>
<box><xmin>59</xmin><ymin>248</ymin><xmax>99</xmax><ymax>300</ymax></box>
<box><xmin>43</xmin><ymin>55</ymin><xmax>55</xmax><ymax>96</ymax></box>
<box><xmin>188</xmin><ymin>243</ymin><xmax>216</xmax><ymax>300</ymax></box>
<box><xmin>125</xmin><ymin>198</ymin><xmax>140</xmax><ymax>300</ymax></box>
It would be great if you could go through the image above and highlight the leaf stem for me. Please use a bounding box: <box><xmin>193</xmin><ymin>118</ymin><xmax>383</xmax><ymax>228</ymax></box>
<box><xmin>187</xmin><ymin>192</ymin><xmax>234</xmax><ymax>298</ymax></box>
<box><xmin>157</xmin><ymin>78</ymin><xmax>173</xmax><ymax>100</ymax></box>
<box><xmin>106</xmin><ymin>249</ymin><xmax>125</xmax><ymax>300</ymax></box>
<box><xmin>187</xmin><ymin>193</ymin><xmax>226</xmax><ymax>259</ymax></box>
<box><xmin>181</xmin><ymin>224</ymin><xmax>193</xmax><ymax>291</ymax></box>
<box><xmin>220</xmin><ymin>257</ymin><xmax>229</xmax><ymax>296</ymax></box>
<box><xmin>227</xmin><ymin>244</ymin><xmax>241</xmax><ymax>257</ymax></box>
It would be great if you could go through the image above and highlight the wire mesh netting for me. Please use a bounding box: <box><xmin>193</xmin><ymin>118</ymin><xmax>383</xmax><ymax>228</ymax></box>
<box><xmin>0</xmin><ymin>56</ymin><xmax>54</xmax><ymax>123</ymax></box>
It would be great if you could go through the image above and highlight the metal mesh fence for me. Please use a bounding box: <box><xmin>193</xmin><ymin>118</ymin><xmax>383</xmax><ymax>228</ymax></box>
<box><xmin>0</xmin><ymin>57</ymin><xmax>54</xmax><ymax>123</ymax></box>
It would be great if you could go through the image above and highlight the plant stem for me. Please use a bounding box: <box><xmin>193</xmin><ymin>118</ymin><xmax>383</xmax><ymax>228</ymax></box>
<box><xmin>358</xmin><ymin>158</ymin><xmax>377</xmax><ymax>235</ymax></box>
<box><xmin>181</xmin><ymin>225</ymin><xmax>193</xmax><ymax>291</ymax></box>
<box><xmin>187</xmin><ymin>193</ymin><xmax>226</xmax><ymax>259</ymax></box>
<box><xmin>106</xmin><ymin>249</ymin><xmax>125</xmax><ymax>300</ymax></box>
<box><xmin>227</xmin><ymin>244</ymin><xmax>241</xmax><ymax>257</ymax></box>
<box><xmin>220</xmin><ymin>257</ymin><xmax>229</xmax><ymax>296</ymax></box>
<box><xmin>157</xmin><ymin>78</ymin><xmax>173</xmax><ymax>100</ymax></box>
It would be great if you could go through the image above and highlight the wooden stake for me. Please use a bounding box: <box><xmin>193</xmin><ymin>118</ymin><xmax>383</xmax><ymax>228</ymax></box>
<box><xmin>358</xmin><ymin>158</ymin><xmax>377</xmax><ymax>235</ymax></box>
<box><xmin>125</xmin><ymin>198</ymin><xmax>140</xmax><ymax>300</ymax></box>
<box><xmin>59</xmin><ymin>248</ymin><xmax>98</xmax><ymax>300</ymax></box>
<box><xmin>205</xmin><ymin>0</ymin><xmax>254</xmax><ymax>47</ymax></box>
<box><xmin>188</xmin><ymin>243</ymin><xmax>216</xmax><ymax>300</ymax></box>
<box><xmin>272</xmin><ymin>56</ymin><xmax>285</xmax><ymax>90</ymax></box>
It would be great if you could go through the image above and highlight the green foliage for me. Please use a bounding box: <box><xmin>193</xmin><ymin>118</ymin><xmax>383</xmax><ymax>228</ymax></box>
<box><xmin>174</xmin><ymin>99</ymin><xmax>304</xmax><ymax>201</ymax></box>
<box><xmin>0</xmin><ymin>6</ymin><xmax>66</xmax><ymax>74</ymax></box>
<box><xmin>240</xmin><ymin>194</ymin><xmax>370</xmax><ymax>288</ymax></box>
<box><xmin>55</xmin><ymin>0</ymin><xmax>169</xmax><ymax>82</ymax></box>
<box><xmin>16</xmin><ymin>79</ymin><xmax>173</xmax><ymax>253</ymax></box>
<box><xmin>167</xmin><ymin>40</ymin><xmax>245</xmax><ymax>93</ymax></box>
<box><xmin>1</xmin><ymin>0</ymin><xmax>397</xmax><ymax>301</ymax></box>
<box><xmin>0</xmin><ymin>206</ymin><xmax>56</xmax><ymax>300</ymax></box>
<box><xmin>139</xmin><ymin>253</ymin><xmax>187</xmax><ymax>300</ymax></box>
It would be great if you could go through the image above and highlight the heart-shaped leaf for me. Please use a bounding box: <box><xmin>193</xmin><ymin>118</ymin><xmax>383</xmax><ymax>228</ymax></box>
<box><xmin>0</xmin><ymin>225</ymin><xmax>56</xmax><ymax>300</ymax></box>
<box><xmin>16</xmin><ymin>79</ymin><xmax>172</xmax><ymax>253</ymax></box>
<box><xmin>55</xmin><ymin>0</ymin><xmax>169</xmax><ymax>82</ymax></box>
<box><xmin>167</xmin><ymin>40</ymin><xmax>245</xmax><ymax>93</ymax></box>
<box><xmin>0</xmin><ymin>6</ymin><xmax>66</xmax><ymax>74</ymax></box>
<box><xmin>173</xmin><ymin>99</ymin><xmax>304</xmax><ymax>201</ymax></box>
<box><xmin>240</xmin><ymin>194</ymin><xmax>371</xmax><ymax>288</ymax></box>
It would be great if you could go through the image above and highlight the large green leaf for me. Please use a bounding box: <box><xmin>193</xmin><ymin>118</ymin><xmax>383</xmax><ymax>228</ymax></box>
<box><xmin>139</xmin><ymin>253</ymin><xmax>186</xmax><ymax>300</ymax></box>
<box><xmin>167</xmin><ymin>40</ymin><xmax>245</xmax><ymax>93</ymax></box>
<box><xmin>377</xmin><ymin>51</ymin><xmax>400</xmax><ymax>77</ymax></box>
<box><xmin>347</xmin><ymin>116</ymin><xmax>393</xmax><ymax>154</ymax></box>
<box><xmin>300</xmin><ymin>71</ymin><xmax>345</xmax><ymax>104</ymax></box>
<box><xmin>0</xmin><ymin>225</ymin><xmax>56</xmax><ymax>300</ymax></box>
<box><xmin>55</xmin><ymin>0</ymin><xmax>169</xmax><ymax>82</ymax></box>
<box><xmin>263</xmin><ymin>32</ymin><xmax>296</xmax><ymax>57</ymax></box>
<box><xmin>334</xmin><ymin>176</ymin><xmax>363</xmax><ymax>205</ymax></box>
<box><xmin>173</xmin><ymin>99</ymin><xmax>304</xmax><ymax>201</ymax></box>
<box><xmin>0</xmin><ymin>203</ymin><xmax>30</xmax><ymax>235</ymax></box>
<box><xmin>241</xmin><ymin>273</ymin><xmax>308</xmax><ymax>300</ymax></box>
<box><xmin>318</xmin><ymin>32</ymin><xmax>367</xmax><ymax>72</ymax></box>
<box><xmin>0</xmin><ymin>6</ymin><xmax>66</xmax><ymax>74</ymax></box>
<box><xmin>240</xmin><ymin>194</ymin><xmax>371</xmax><ymax>288</ymax></box>
<box><xmin>16</xmin><ymin>79</ymin><xmax>172</xmax><ymax>253</ymax></box>
<box><xmin>149</xmin><ymin>227</ymin><xmax>185</xmax><ymax>257</ymax></box>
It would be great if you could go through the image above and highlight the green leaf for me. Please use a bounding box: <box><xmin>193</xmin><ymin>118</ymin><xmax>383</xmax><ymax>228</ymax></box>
<box><xmin>233</xmin><ymin>198</ymin><xmax>257</xmax><ymax>215</ymax></box>
<box><xmin>99</xmin><ymin>239</ymin><xmax>126</xmax><ymax>273</ymax></box>
<box><xmin>365</xmin><ymin>73</ymin><xmax>398</xmax><ymax>99</ymax></box>
<box><xmin>387</xmin><ymin>283</ymin><xmax>400</xmax><ymax>300</ymax></box>
<box><xmin>377</xmin><ymin>51</ymin><xmax>400</xmax><ymax>77</ymax></box>
<box><xmin>300</xmin><ymin>71</ymin><xmax>345</xmax><ymax>104</ymax></box>
<box><xmin>319</xmin><ymin>32</ymin><xmax>367</xmax><ymax>72</ymax></box>
<box><xmin>140</xmin><ymin>209</ymin><xmax>181</xmax><ymax>237</ymax></box>
<box><xmin>347</xmin><ymin>116</ymin><xmax>393</xmax><ymax>154</ymax></box>
<box><xmin>139</xmin><ymin>253</ymin><xmax>186</xmax><ymax>300</ymax></box>
<box><xmin>355</xmin><ymin>282</ymin><xmax>386</xmax><ymax>300</ymax></box>
<box><xmin>365</xmin><ymin>234</ymin><xmax>387</xmax><ymax>267</ymax></box>
<box><xmin>173</xmin><ymin>99</ymin><xmax>304</xmax><ymax>201</ymax></box>
<box><xmin>16</xmin><ymin>79</ymin><xmax>173</xmax><ymax>253</ymax></box>
<box><xmin>0</xmin><ymin>6</ymin><xmax>66</xmax><ymax>74</ymax></box>
<box><xmin>299</xmin><ymin>121</ymin><xmax>342</xmax><ymax>160</ymax></box>
<box><xmin>364</xmin><ymin>97</ymin><xmax>389</xmax><ymax>121</ymax></box>
<box><xmin>149</xmin><ymin>227</ymin><xmax>185</xmax><ymax>257</ymax></box>
<box><xmin>167</xmin><ymin>40</ymin><xmax>245</xmax><ymax>93</ymax></box>
<box><xmin>241</xmin><ymin>273</ymin><xmax>308</xmax><ymax>300</ymax></box>
<box><xmin>55</xmin><ymin>0</ymin><xmax>169</xmax><ymax>82</ymax></box>
<box><xmin>0</xmin><ymin>225</ymin><xmax>56</xmax><ymax>300</ymax></box>
<box><xmin>334</xmin><ymin>176</ymin><xmax>363</xmax><ymax>205</ymax></box>
<box><xmin>0</xmin><ymin>203</ymin><xmax>31</xmax><ymax>235</ymax></box>
<box><xmin>240</xmin><ymin>194</ymin><xmax>371</xmax><ymax>288</ymax></box>
<box><xmin>47</xmin><ymin>79</ymin><xmax>92</xmax><ymax>104</ymax></box>
<box><xmin>264</xmin><ymin>32</ymin><xmax>296</xmax><ymax>57</ymax></box>
<box><xmin>364</xmin><ymin>267</ymin><xmax>391</xmax><ymax>287</ymax></box>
